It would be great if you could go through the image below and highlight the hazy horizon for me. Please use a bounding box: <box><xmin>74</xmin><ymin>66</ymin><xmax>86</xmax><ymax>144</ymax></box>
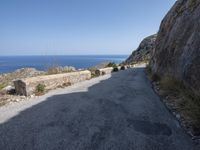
<box><xmin>0</xmin><ymin>0</ymin><xmax>175</xmax><ymax>56</ymax></box>
<box><xmin>0</xmin><ymin>54</ymin><xmax>129</xmax><ymax>56</ymax></box>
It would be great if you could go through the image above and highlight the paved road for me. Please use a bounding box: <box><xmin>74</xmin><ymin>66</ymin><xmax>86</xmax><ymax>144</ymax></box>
<box><xmin>0</xmin><ymin>67</ymin><xmax>198</xmax><ymax>150</ymax></box>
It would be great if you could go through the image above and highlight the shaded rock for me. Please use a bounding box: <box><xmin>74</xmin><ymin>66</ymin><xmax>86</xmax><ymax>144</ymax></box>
<box><xmin>125</xmin><ymin>34</ymin><xmax>157</xmax><ymax>64</ymax></box>
<box><xmin>94</xmin><ymin>67</ymin><xmax>113</xmax><ymax>76</ymax></box>
<box><xmin>151</xmin><ymin>0</ymin><xmax>200</xmax><ymax>92</ymax></box>
<box><xmin>2</xmin><ymin>86</ymin><xmax>15</xmax><ymax>95</ymax></box>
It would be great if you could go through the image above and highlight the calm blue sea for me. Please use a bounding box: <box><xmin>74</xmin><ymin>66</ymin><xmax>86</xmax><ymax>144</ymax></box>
<box><xmin>0</xmin><ymin>55</ymin><xmax>128</xmax><ymax>74</ymax></box>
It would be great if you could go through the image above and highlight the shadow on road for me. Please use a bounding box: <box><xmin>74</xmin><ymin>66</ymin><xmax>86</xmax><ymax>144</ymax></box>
<box><xmin>0</xmin><ymin>68</ymin><xmax>197</xmax><ymax>150</ymax></box>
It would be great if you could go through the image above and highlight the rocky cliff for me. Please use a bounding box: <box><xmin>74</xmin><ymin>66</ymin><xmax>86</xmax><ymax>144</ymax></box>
<box><xmin>125</xmin><ymin>34</ymin><xmax>157</xmax><ymax>64</ymax></box>
<box><xmin>151</xmin><ymin>0</ymin><xmax>200</xmax><ymax>92</ymax></box>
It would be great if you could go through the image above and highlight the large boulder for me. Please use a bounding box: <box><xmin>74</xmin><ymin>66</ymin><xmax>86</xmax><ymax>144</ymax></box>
<box><xmin>151</xmin><ymin>0</ymin><xmax>200</xmax><ymax>92</ymax></box>
<box><xmin>125</xmin><ymin>34</ymin><xmax>157</xmax><ymax>64</ymax></box>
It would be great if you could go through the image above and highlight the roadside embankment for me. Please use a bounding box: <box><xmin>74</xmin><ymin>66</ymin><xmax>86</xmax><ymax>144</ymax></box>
<box><xmin>0</xmin><ymin>64</ymin><xmax>130</xmax><ymax>105</ymax></box>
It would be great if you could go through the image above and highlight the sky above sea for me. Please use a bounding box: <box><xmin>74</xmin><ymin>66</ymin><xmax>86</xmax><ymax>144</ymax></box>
<box><xmin>0</xmin><ymin>0</ymin><xmax>175</xmax><ymax>55</ymax></box>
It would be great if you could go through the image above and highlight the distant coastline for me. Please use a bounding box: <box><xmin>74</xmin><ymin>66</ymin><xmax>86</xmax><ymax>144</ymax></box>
<box><xmin>0</xmin><ymin>55</ymin><xmax>128</xmax><ymax>74</ymax></box>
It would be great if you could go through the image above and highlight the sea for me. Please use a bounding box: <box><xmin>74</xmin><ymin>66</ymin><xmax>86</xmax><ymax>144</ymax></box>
<box><xmin>0</xmin><ymin>55</ymin><xmax>128</xmax><ymax>74</ymax></box>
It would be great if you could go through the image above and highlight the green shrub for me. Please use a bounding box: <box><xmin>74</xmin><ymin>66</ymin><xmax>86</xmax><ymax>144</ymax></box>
<box><xmin>0</xmin><ymin>84</ymin><xmax>6</xmax><ymax>90</ymax></box>
<box><xmin>35</xmin><ymin>84</ymin><xmax>45</xmax><ymax>94</ymax></box>
<box><xmin>120</xmin><ymin>66</ymin><xmax>125</xmax><ymax>70</ymax></box>
<box><xmin>107</xmin><ymin>62</ymin><xmax>117</xmax><ymax>68</ymax></box>
<box><xmin>113</xmin><ymin>67</ymin><xmax>119</xmax><ymax>72</ymax></box>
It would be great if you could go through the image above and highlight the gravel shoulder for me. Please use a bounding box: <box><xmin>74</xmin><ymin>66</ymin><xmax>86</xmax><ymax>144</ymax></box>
<box><xmin>0</xmin><ymin>66</ymin><xmax>198</xmax><ymax>150</ymax></box>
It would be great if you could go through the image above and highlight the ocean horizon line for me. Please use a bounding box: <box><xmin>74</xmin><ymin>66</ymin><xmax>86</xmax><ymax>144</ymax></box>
<box><xmin>0</xmin><ymin>55</ymin><xmax>128</xmax><ymax>74</ymax></box>
<box><xmin>0</xmin><ymin>54</ymin><xmax>129</xmax><ymax>57</ymax></box>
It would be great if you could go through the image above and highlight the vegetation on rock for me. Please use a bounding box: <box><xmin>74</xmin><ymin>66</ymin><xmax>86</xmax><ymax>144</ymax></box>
<box><xmin>35</xmin><ymin>84</ymin><xmax>46</xmax><ymax>95</ymax></box>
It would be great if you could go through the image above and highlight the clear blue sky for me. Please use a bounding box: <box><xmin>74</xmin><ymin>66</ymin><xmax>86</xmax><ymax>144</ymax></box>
<box><xmin>0</xmin><ymin>0</ymin><xmax>175</xmax><ymax>56</ymax></box>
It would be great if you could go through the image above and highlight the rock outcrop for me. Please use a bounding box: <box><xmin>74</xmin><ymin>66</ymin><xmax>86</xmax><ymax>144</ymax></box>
<box><xmin>151</xmin><ymin>0</ymin><xmax>200</xmax><ymax>92</ymax></box>
<box><xmin>125</xmin><ymin>34</ymin><xmax>157</xmax><ymax>64</ymax></box>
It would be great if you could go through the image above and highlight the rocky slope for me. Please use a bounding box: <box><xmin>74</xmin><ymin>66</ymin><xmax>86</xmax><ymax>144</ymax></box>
<box><xmin>125</xmin><ymin>34</ymin><xmax>157</xmax><ymax>64</ymax></box>
<box><xmin>151</xmin><ymin>0</ymin><xmax>200</xmax><ymax>93</ymax></box>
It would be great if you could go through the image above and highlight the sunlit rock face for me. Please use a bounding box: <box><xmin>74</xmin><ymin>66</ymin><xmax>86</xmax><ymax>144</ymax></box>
<box><xmin>125</xmin><ymin>34</ymin><xmax>157</xmax><ymax>64</ymax></box>
<box><xmin>151</xmin><ymin>0</ymin><xmax>200</xmax><ymax>92</ymax></box>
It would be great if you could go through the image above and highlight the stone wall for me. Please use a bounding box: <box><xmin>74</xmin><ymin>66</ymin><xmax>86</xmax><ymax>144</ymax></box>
<box><xmin>14</xmin><ymin>70</ymin><xmax>91</xmax><ymax>96</ymax></box>
<box><xmin>95</xmin><ymin>67</ymin><xmax>113</xmax><ymax>76</ymax></box>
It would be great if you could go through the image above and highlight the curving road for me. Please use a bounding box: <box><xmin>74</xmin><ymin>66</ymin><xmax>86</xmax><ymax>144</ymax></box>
<box><xmin>0</xmin><ymin>66</ymin><xmax>198</xmax><ymax>150</ymax></box>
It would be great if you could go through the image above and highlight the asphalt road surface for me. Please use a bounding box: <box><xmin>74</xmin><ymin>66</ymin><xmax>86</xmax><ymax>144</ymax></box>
<box><xmin>0</xmin><ymin>67</ymin><xmax>198</xmax><ymax>150</ymax></box>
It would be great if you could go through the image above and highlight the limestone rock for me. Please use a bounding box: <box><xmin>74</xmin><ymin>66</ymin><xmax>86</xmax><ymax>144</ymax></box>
<box><xmin>125</xmin><ymin>34</ymin><xmax>157</xmax><ymax>64</ymax></box>
<box><xmin>151</xmin><ymin>0</ymin><xmax>200</xmax><ymax>92</ymax></box>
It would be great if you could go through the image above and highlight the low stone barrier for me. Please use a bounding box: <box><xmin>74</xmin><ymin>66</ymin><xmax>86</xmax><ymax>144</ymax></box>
<box><xmin>14</xmin><ymin>70</ymin><xmax>91</xmax><ymax>96</ymax></box>
<box><xmin>95</xmin><ymin>67</ymin><xmax>113</xmax><ymax>76</ymax></box>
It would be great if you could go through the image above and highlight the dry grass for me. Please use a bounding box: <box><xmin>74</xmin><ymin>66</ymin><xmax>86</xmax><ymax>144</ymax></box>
<box><xmin>47</xmin><ymin>67</ymin><xmax>60</xmax><ymax>75</ymax></box>
<box><xmin>145</xmin><ymin>64</ymin><xmax>160</xmax><ymax>82</ymax></box>
<box><xmin>0</xmin><ymin>84</ymin><xmax>6</xmax><ymax>90</ymax></box>
<box><xmin>160</xmin><ymin>76</ymin><xmax>200</xmax><ymax>129</ymax></box>
<box><xmin>146</xmin><ymin>64</ymin><xmax>200</xmax><ymax>133</ymax></box>
<box><xmin>47</xmin><ymin>66</ymin><xmax>75</xmax><ymax>75</ymax></box>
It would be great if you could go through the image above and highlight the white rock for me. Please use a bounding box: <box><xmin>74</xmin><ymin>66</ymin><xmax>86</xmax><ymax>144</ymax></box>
<box><xmin>30</xmin><ymin>95</ymin><xmax>34</xmax><ymax>98</ymax></box>
<box><xmin>3</xmin><ymin>85</ymin><xmax>14</xmax><ymax>91</ymax></box>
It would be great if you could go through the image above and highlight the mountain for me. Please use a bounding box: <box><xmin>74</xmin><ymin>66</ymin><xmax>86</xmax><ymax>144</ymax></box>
<box><xmin>125</xmin><ymin>34</ymin><xmax>157</xmax><ymax>64</ymax></box>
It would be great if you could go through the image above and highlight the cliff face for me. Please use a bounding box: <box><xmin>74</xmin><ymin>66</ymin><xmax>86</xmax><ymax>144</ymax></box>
<box><xmin>151</xmin><ymin>0</ymin><xmax>200</xmax><ymax>92</ymax></box>
<box><xmin>125</xmin><ymin>34</ymin><xmax>157</xmax><ymax>64</ymax></box>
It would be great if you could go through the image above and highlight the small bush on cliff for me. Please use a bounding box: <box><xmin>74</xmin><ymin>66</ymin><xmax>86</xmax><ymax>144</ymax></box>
<box><xmin>113</xmin><ymin>67</ymin><xmax>119</xmax><ymax>72</ymax></box>
<box><xmin>35</xmin><ymin>84</ymin><xmax>45</xmax><ymax>95</ymax></box>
